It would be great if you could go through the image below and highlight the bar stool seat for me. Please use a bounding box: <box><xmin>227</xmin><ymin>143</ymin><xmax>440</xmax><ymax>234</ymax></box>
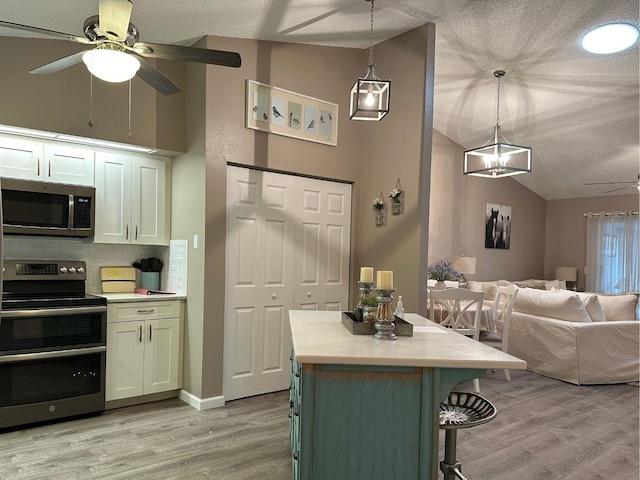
<box><xmin>439</xmin><ymin>392</ymin><xmax>497</xmax><ymax>480</ymax></box>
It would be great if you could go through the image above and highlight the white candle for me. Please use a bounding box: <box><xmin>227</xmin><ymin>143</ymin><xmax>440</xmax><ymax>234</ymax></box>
<box><xmin>360</xmin><ymin>267</ymin><xmax>374</xmax><ymax>283</ymax></box>
<box><xmin>377</xmin><ymin>270</ymin><xmax>393</xmax><ymax>290</ymax></box>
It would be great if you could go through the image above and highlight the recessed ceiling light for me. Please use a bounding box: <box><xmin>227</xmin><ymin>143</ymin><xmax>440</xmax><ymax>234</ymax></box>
<box><xmin>581</xmin><ymin>22</ymin><xmax>639</xmax><ymax>54</ymax></box>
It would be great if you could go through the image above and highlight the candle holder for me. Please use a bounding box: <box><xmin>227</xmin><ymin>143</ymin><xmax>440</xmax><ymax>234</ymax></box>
<box><xmin>374</xmin><ymin>288</ymin><xmax>396</xmax><ymax>340</ymax></box>
<box><xmin>354</xmin><ymin>281</ymin><xmax>374</xmax><ymax>322</ymax></box>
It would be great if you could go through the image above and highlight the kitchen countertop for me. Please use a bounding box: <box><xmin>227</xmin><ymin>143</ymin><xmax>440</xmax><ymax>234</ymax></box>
<box><xmin>290</xmin><ymin>310</ymin><xmax>527</xmax><ymax>370</ymax></box>
<box><xmin>93</xmin><ymin>292</ymin><xmax>187</xmax><ymax>303</ymax></box>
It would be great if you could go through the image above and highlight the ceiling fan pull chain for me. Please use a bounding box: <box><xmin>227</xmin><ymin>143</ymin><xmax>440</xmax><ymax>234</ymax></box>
<box><xmin>128</xmin><ymin>79</ymin><xmax>132</xmax><ymax>138</ymax></box>
<box><xmin>88</xmin><ymin>72</ymin><xmax>94</xmax><ymax>128</ymax></box>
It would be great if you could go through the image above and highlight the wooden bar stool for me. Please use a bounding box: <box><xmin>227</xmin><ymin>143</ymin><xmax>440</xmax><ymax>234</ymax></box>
<box><xmin>439</xmin><ymin>391</ymin><xmax>497</xmax><ymax>480</ymax></box>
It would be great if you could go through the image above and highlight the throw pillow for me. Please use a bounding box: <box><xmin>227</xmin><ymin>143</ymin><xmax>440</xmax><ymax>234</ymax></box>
<box><xmin>574</xmin><ymin>292</ymin><xmax>607</xmax><ymax>322</ymax></box>
<box><xmin>468</xmin><ymin>281</ymin><xmax>498</xmax><ymax>300</ymax></box>
<box><xmin>596</xmin><ymin>294</ymin><xmax>639</xmax><ymax>321</ymax></box>
<box><xmin>514</xmin><ymin>288</ymin><xmax>591</xmax><ymax>322</ymax></box>
<box><xmin>545</xmin><ymin>279</ymin><xmax>561</xmax><ymax>290</ymax></box>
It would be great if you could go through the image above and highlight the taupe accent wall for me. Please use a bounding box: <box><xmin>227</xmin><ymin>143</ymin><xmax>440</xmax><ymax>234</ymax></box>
<box><xmin>430</xmin><ymin>130</ymin><xmax>547</xmax><ymax>282</ymax></box>
<box><xmin>0</xmin><ymin>37</ymin><xmax>185</xmax><ymax>152</ymax></box>
<box><xmin>545</xmin><ymin>194</ymin><xmax>639</xmax><ymax>290</ymax></box>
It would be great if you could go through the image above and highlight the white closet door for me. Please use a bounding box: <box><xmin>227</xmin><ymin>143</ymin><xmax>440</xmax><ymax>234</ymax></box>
<box><xmin>292</xmin><ymin>177</ymin><xmax>351</xmax><ymax>312</ymax></box>
<box><xmin>224</xmin><ymin>166</ymin><xmax>295</xmax><ymax>400</ymax></box>
<box><xmin>225</xmin><ymin>166</ymin><xmax>351</xmax><ymax>401</ymax></box>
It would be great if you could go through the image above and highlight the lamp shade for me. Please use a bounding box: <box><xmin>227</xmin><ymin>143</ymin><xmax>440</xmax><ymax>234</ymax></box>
<box><xmin>555</xmin><ymin>266</ymin><xmax>577</xmax><ymax>282</ymax></box>
<box><xmin>82</xmin><ymin>49</ymin><xmax>140</xmax><ymax>83</ymax></box>
<box><xmin>451</xmin><ymin>256</ymin><xmax>477</xmax><ymax>275</ymax></box>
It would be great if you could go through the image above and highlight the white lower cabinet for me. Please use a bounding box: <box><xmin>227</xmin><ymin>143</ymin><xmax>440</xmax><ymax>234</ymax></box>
<box><xmin>106</xmin><ymin>300</ymin><xmax>183</xmax><ymax>402</ymax></box>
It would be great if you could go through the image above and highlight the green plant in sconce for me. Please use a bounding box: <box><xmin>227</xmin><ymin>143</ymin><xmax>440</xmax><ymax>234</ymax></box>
<box><xmin>360</xmin><ymin>294</ymin><xmax>379</xmax><ymax>306</ymax></box>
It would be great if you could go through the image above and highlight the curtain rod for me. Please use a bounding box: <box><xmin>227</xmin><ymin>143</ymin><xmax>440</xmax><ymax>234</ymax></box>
<box><xmin>583</xmin><ymin>211</ymin><xmax>639</xmax><ymax>217</ymax></box>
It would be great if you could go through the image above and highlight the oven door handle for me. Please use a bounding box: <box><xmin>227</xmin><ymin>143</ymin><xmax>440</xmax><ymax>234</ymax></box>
<box><xmin>0</xmin><ymin>306</ymin><xmax>107</xmax><ymax>318</ymax></box>
<box><xmin>0</xmin><ymin>346</ymin><xmax>106</xmax><ymax>363</ymax></box>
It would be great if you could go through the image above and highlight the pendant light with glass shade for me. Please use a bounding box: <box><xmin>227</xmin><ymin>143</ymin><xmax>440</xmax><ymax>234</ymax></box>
<box><xmin>349</xmin><ymin>0</ymin><xmax>390</xmax><ymax>121</ymax></box>
<box><xmin>463</xmin><ymin>70</ymin><xmax>532</xmax><ymax>178</ymax></box>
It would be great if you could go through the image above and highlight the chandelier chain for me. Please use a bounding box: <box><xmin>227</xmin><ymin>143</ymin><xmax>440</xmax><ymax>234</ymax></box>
<box><xmin>496</xmin><ymin>74</ymin><xmax>501</xmax><ymax>127</ymax></box>
<box><xmin>368</xmin><ymin>0</ymin><xmax>375</xmax><ymax>65</ymax></box>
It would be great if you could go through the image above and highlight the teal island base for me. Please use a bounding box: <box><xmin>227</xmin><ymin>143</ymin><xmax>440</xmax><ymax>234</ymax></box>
<box><xmin>289</xmin><ymin>359</ymin><xmax>486</xmax><ymax>480</ymax></box>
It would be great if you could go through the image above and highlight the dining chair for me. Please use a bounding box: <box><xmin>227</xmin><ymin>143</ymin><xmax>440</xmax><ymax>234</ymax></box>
<box><xmin>429</xmin><ymin>288</ymin><xmax>485</xmax><ymax>392</ymax></box>
<box><xmin>490</xmin><ymin>285</ymin><xmax>519</xmax><ymax>381</ymax></box>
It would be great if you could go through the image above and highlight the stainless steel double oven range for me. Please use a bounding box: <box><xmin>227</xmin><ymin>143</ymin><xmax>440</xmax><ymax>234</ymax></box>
<box><xmin>0</xmin><ymin>260</ymin><xmax>107</xmax><ymax>429</ymax></box>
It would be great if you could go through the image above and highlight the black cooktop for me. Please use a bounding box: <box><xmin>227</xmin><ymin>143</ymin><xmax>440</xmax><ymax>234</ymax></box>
<box><xmin>1</xmin><ymin>293</ymin><xmax>107</xmax><ymax>311</ymax></box>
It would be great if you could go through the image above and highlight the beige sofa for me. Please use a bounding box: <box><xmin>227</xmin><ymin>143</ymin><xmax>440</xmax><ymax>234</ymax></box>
<box><xmin>500</xmin><ymin>288</ymin><xmax>639</xmax><ymax>385</ymax></box>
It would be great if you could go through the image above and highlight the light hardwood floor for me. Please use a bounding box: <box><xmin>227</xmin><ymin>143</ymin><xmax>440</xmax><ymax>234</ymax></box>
<box><xmin>0</xmin><ymin>369</ymin><xmax>637</xmax><ymax>480</ymax></box>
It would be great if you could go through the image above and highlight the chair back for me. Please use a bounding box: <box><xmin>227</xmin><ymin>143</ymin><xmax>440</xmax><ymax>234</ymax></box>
<box><xmin>491</xmin><ymin>285</ymin><xmax>519</xmax><ymax>335</ymax></box>
<box><xmin>491</xmin><ymin>285</ymin><xmax>519</xmax><ymax>378</ymax></box>
<box><xmin>429</xmin><ymin>288</ymin><xmax>485</xmax><ymax>340</ymax></box>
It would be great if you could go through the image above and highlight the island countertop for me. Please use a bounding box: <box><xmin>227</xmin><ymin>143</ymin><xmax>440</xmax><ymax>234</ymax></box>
<box><xmin>290</xmin><ymin>310</ymin><xmax>526</xmax><ymax>370</ymax></box>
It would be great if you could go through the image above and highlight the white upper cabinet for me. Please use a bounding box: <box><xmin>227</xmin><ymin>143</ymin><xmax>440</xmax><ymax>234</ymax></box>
<box><xmin>43</xmin><ymin>144</ymin><xmax>95</xmax><ymax>185</ymax></box>
<box><xmin>94</xmin><ymin>152</ymin><xmax>170</xmax><ymax>245</ymax></box>
<box><xmin>0</xmin><ymin>134</ymin><xmax>95</xmax><ymax>186</ymax></box>
<box><xmin>0</xmin><ymin>135</ymin><xmax>43</xmax><ymax>181</ymax></box>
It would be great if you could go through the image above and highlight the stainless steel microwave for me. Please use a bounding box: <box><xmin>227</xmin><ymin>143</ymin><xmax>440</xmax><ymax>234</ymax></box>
<box><xmin>1</xmin><ymin>178</ymin><xmax>95</xmax><ymax>237</ymax></box>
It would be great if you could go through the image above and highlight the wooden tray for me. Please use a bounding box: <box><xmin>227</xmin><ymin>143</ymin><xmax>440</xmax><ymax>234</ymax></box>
<box><xmin>341</xmin><ymin>311</ymin><xmax>413</xmax><ymax>336</ymax></box>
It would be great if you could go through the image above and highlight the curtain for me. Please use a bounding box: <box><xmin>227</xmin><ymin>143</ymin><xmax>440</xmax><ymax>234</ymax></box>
<box><xmin>586</xmin><ymin>211</ymin><xmax>639</xmax><ymax>294</ymax></box>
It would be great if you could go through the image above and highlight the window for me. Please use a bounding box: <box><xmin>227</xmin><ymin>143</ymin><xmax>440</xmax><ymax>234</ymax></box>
<box><xmin>586</xmin><ymin>212</ymin><xmax>639</xmax><ymax>294</ymax></box>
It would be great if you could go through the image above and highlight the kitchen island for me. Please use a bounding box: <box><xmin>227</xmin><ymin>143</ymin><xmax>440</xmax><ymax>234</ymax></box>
<box><xmin>289</xmin><ymin>310</ymin><xmax>526</xmax><ymax>480</ymax></box>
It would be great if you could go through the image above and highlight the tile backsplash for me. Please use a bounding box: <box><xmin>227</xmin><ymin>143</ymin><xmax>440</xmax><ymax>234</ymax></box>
<box><xmin>3</xmin><ymin>236</ymin><xmax>168</xmax><ymax>294</ymax></box>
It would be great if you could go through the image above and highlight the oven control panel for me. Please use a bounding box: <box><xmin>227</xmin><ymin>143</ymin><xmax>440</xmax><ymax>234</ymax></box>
<box><xmin>3</xmin><ymin>260</ymin><xmax>87</xmax><ymax>281</ymax></box>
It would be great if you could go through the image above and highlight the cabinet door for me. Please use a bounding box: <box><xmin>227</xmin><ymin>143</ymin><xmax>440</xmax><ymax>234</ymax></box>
<box><xmin>0</xmin><ymin>134</ymin><xmax>43</xmax><ymax>180</ymax></box>
<box><xmin>106</xmin><ymin>320</ymin><xmax>145</xmax><ymax>401</ymax></box>
<box><xmin>143</xmin><ymin>317</ymin><xmax>180</xmax><ymax>394</ymax></box>
<box><xmin>94</xmin><ymin>152</ymin><xmax>132</xmax><ymax>243</ymax></box>
<box><xmin>44</xmin><ymin>143</ymin><xmax>95</xmax><ymax>186</ymax></box>
<box><xmin>131</xmin><ymin>156</ymin><xmax>169</xmax><ymax>245</ymax></box>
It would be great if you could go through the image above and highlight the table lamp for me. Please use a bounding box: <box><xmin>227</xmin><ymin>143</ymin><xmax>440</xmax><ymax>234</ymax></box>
<box><xmin>451</xmin><ymin>256</ymin><xmax>476</xmax><ymax>289</ymax></box>
<box><xmin>555</xmin><ymin>266</ymin><xmax>578</xmax><ymax>291</ymax></box>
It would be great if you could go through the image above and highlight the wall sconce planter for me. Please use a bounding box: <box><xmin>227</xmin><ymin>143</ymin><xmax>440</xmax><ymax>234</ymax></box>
<box><xmin>389</xmin><ymin>178</ymin><xmax>404</xmax><ymax>215</ymax></box>
<box><xmin>373</xmin><ymin>192</ymin><xmax>387</xmax><ymax>226</ymax></box>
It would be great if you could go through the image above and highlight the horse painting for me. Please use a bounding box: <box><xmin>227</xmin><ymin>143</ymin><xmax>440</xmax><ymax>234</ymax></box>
<box><xmin>485</xmin><ymin>203</ymin><xmax>511</xmax><ymax>249</ymax></box>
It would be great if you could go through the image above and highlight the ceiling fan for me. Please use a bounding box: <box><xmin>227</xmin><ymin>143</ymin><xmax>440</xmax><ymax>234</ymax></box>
<box><xmin>0</xmin><ymin>0</ymin><xmax>241</xmax><ymax>95</ymax></box>
<box><xmin>584</xmin><ymin>174</ymin><xmax>640</xmax><ymax>194</ymax></box>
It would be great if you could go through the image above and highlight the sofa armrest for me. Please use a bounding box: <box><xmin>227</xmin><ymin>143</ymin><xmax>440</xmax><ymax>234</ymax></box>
<box><xmin>508</xmin><ymin>312</ymin><xmax>582</xmax><ymax>383</ymax></box>
<box><xmin>509</xmin><ymin>312</ymin><xmax>640</xmax><ymax>384</ymax></box>
<box><xmin>575</xmin><ymin>321</ymin><xmax>640</xmax><ymax>384</ymax></box>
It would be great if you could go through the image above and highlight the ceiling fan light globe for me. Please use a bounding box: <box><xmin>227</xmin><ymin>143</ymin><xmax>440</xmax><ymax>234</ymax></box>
<box><xmin>82</xmin><ymin>49</ymin><xmax>140</xmax><ymax>83</ymax></box>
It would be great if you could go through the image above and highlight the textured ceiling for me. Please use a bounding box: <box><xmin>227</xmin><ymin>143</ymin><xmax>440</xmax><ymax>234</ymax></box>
<box><xmin>0</xmin><ymin>0</ymin><xmax>638</xmax><ymax>200</ymax></box>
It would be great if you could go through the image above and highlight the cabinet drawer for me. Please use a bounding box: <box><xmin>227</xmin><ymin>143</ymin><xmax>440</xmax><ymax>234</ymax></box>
<box><xmin>108</xmin><ymin>300</ymin><xmax>181</xmax><ymax>322</ymax></box>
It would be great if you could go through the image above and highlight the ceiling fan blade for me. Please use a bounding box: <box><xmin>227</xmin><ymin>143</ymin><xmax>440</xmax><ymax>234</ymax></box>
<box><xmin>602</xmin><ymin>185</ymin><xmax>634</xmax><ymax>194</ymax></box>
<box><xmin>133</xmin><ymin>42</ymin><xmax>241</xmax><ymax>68</ymax></box>
<box><xmin>99</xmin><ymin>0</ymin><xmax>133</xmax><ymax>42</ymax></box>
<box><xmin>0</xmin><ymin>19</ymin><xmax>90</xmax><ymax>44</ymax></box>
<box><xmin>583</xmin><ymin>181</ymin><xmax>635</xmax><ymax>185</ymax></box>
<box><xmin>134</xmin><ymin>56</ymin><xmax>181</xmax><ymax>95</ymax></box>
<box><xmin>30</xmin><ymin>51</ymin><xmax>87</xmax><ymax>75</ymax></box>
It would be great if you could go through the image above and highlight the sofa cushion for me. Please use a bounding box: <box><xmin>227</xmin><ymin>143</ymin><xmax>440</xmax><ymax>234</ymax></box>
<box><xmin>574</xmin><ymin>292</ymin><xmax>607</xmax><ymax>322</ymax></box>
<box><xmin>596</xmin><ymin>294</ymin><xmax>639</xmax><ymax>321</ymax></box>
<box><xmin>467</xmin><ymin>281</ymin><xmax>499</xmax><ymax>300</ymax></box>
<box><xmin>514</xmin><ymin>288</ymin><xmax>591</xmax><ymax>322</ymax></box>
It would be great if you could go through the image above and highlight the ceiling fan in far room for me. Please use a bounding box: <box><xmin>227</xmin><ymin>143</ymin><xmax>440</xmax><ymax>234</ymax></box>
<box><xmin>584</xmin><ymin>174</ymin><xmax>640</xmax><ymax>194</ymax></box>
<box><xmin>0</xmin><ymin>0</ymin><xmax>242</xmax><ymax>95</ymax></box>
